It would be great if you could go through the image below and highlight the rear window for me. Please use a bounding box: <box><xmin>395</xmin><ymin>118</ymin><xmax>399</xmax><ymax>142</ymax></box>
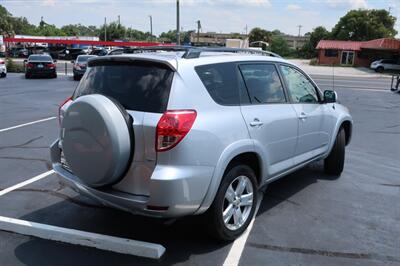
<box><xmin>29</xmin><ymin>55</ymin><xmax>52</xmax><ymax>61</ymax></box>
<box><xmin>195</xmin><ymin>62</ymin><xmax>242</xmax><ymax>105</ymax></box>
<box><xmin>73</xmin><ymin>61</ymin><xmax>174</xmax><ymax>113</ymax></box>
<box><xmin>77</xmin><ymin>56</ymin><xmax>95</xmax><ymax>62</ymax></box>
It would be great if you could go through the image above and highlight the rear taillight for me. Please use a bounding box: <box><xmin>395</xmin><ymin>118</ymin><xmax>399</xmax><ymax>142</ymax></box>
<box><xmin>27</xmin><ymin>63</ymin><xmax>34</xmax><ymax>68</ymax></box>
<box><xmin>47</xmin><ymin>63</ymin><xmax>56</xmax><ymax>68</ymax></box>
<box><xmin>156</xmin><ymin>110</ymin><xmax>197</xmax><ymax>152</ymax></box>
<box><xmin>58</xmin><ymin>96</ymin><xmax>72</xmax><ymax>125</ymax></box>
<box><xmin>0</xmin><ymin>61</ymin><xmax>4</xmax><ymax>65</ymax></box>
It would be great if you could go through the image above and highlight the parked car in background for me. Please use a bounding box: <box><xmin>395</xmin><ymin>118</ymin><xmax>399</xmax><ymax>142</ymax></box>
<box><xmin>0</xmin><ymin>57</ymin><xmax>6</xmax><ymax>78</ymax></box>
<box><xmin>57</xmin><ymin>48</ymin><xmax>86</xmax><ymax>60</ymax></box>
<box><xmin>9</xmin><ymin>48</ymin><xmax>29</xmax><ymax>58</ymax></box>
<box><xmin>90</xmin><ymin>48</ymin><xmax>108</xmax><ymax>56</ymax></box>
<box><xmin>370</xmin><ymin>59</ymin><xmax>400</xmax><ymax>73</ymax></box>
<box><xmin>25</xmin><ymin>54</ymin><xmax>57</xmax><ymax>79</ymax></box>
<box><xmin>52</xmin><ymin>47</ymin><xmax>353</xmax><ymax>241</ymax></box>
<box><xmin>72</xmin><ymin>55</ymin><xmax>97</xmax><ymax>80</ymax></box>
<box><xmin>108</xmin><ymin>47</ymin><xmax>136</xmax><ymax>55</ymax></box>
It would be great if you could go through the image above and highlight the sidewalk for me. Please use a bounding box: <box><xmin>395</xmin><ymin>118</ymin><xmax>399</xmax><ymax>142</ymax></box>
<box><xmin>288</xmin><ymin>59</ymin><xmax>394</xmax><ymax>78</ymax></box>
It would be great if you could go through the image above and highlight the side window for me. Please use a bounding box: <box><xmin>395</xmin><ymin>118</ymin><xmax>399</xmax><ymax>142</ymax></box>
<box><xmin>195</xmin><ymin>63</ymin><xmax>241</xmax><ymax>105</ymax></box>
<box><xmin>239</xmin><ymin>64</ymin><xmax>286</xmax><ymax>104</ymax></box>
<box><xmin>279</xmin><ymin>65</ymin><xmax>319</xmax><ymax>103</ymax></box>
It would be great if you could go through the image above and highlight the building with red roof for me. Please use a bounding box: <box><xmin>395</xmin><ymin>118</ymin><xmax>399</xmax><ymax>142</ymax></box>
<box><xmin>316</xmin><ymin>38</ymin><xmax>400</xmax><ymax>67</ymax></box>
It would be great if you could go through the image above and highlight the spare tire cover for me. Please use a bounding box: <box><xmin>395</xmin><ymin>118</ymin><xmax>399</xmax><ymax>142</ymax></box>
<box><xmin>61</xmin><ymin>94</ymin><xmax>132</xmax><ymax>187</ymax></box>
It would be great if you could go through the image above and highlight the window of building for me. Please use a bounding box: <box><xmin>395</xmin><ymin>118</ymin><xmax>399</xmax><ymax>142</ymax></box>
<box><xmin>324</xmin><ymin>49</ymin><xmax>338</xmax><ymax>57</ymax></box>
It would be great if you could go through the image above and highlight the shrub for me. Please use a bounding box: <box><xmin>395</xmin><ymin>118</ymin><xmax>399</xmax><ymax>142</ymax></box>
<box><xmin>6</xmin><ymin>58</ymin><xmax>25</xmax><ymax>73</ymax></box>
<box><xmin>309</xmin><ymin>58</ymin><xmax>318</xmax><ymax>65</ymax></box>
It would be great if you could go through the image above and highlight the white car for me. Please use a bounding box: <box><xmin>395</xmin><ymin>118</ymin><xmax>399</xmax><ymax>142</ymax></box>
<box><xmin>370</xmin><ymin>59</ymin><xmax>400</xmax><ymax>73</ymax></box>
<box><xmin>0</xmin><ymin>58</ymin><xmax>6</xmax><ymax>78</ymax></box>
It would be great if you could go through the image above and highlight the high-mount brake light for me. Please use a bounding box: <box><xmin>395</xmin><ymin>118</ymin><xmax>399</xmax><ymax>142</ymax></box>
<box><xmin>156</xmin><ymin>110</ymin><xmax>197</xmax><ymax>152</ymax></box>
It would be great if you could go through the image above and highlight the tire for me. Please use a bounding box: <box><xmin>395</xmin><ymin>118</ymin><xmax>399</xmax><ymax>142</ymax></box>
<box><xmin>376</xmin><ymin>66</ymin><xmax>384</xmax><ymax>73</ymax></box>
<box><xmin>204</xmin><ymin>164</ymin><xmax>258</xmax><ymax>241</ymax></box>
<box><xmin>73</xmin><ymin>75</ymin><xmax>79</xmax><ymax>81</ymax></box>
<box><xmin>52</xmin><ymin>73</ymin><xmax>57</xmax><ymax>79</ymax></box>
<box><xmin>25</xmin><ymin>73</ymin><xmax>30</xmax><ymax>79</ymax></box>
<box><xmin>324</xmin><ymin>128</ymin><xmax>345</xmax><ymax>176</ymax></box>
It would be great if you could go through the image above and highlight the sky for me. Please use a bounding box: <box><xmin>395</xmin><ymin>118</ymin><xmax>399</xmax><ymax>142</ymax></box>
<box><xmin>1</xmin><ymin>0</ymin><xmax>399</xmax><ymax>36</ymax></box>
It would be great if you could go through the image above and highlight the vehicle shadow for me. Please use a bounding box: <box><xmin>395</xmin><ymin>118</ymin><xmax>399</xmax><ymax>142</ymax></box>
<box><xmin>13</xmin><ymin>161</ymin><xmax>337</xmax><ymax>266</ymax></box>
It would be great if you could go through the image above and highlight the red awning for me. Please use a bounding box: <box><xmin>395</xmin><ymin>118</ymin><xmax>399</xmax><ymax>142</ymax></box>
<box><xmin>3</xmin><ymin>37</ymin><xmax>171</xmax><ymax>47</ymax></box>
<box><xmin>316</xmin><ymin>40</ymin><xmax>362</xmax><ymax>51</ymax></box>
<box><xmin>317</xmin><ymin>38</ymin><xmax>400</xmax><ymax>51</ymax></box>
<box><xmin>361</xmin><ymin>38</ymin><xmax>400</xmax><ymax>50</ymax></box>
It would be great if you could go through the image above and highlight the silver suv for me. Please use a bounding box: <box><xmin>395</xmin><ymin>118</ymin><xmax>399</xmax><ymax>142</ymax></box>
<box><xmin>50</xmin><ymin>47</ymin><xmax>352</xmax><ymax>240</ymax></box>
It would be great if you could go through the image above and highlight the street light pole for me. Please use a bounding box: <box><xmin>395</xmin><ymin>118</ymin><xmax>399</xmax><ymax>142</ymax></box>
<box><xmin>104</xmin><ymin>17</ymin><xmax>107</xmax><ymax>41</ymax></box>
<box><xmin>149</xmin><ymin>15</ymin><xmax>153</xmax><ymax>42</ymax></box>
<box><xmin>176</xmin><ymin>0</ymin><xmax>180</xmax><ymax>45</ymax></box>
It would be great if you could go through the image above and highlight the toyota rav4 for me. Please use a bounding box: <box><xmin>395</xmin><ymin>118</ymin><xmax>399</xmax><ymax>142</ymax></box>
<box><xmin>50</xmin><ymin>47</ymin><xmax>352</xmax><ymax>240</ymax></box>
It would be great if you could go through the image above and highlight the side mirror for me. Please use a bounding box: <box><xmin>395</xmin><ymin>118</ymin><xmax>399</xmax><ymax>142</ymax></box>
<box><xmin>53</xmin><ymin>59</ymin><xmax>57</xmax><ymax>63</ymax></box>
<box><xmin>324</xmin><ymin>90</ymin><xmax>337</xmax><ymax>103</ymax></box>
<box><xmin>71</xmin><ymin>60</ymin><xmax>74</xmax><ymax>64</ymax></box>
<box><xmin>23</xmin><ymin>59</ymin><xmax>28</xmax><ymax>63</ymax></box>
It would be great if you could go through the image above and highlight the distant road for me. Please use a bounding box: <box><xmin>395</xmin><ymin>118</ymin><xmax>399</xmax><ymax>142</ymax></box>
<box><xmin>311</xmin><ymin>74</ymin><xmax>394</xmax><ymax>91</ymax></box>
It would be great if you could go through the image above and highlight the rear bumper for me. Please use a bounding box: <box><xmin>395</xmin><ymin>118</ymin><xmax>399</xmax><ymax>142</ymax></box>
<box><xmin>26</xmin><ymin>69</ymin><xmax>56</xmax><ymax>76</ymax></box>
<box><xmin>50</xmin><ymin>139</ymin><xmax>214</xmax><ymax>218</ymax></box>
<box><xmin>73</xmin><ymin>69</ymin><xmax>86</xmax><ymax>76</ymax></box>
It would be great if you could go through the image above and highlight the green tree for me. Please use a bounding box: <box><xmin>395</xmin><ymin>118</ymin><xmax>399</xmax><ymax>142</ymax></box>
<box><xmin>159</xmin><ymin>30</ymin><xmax>193</xmax><ymax>44</ymax></box>
<box><xmin>331</xmin><ymin>9</ymin><xmax>397</xmax><ymax>41</ymax></box>
<box><xmin>37</xmin><ymin>21</ymin><xmax>66</xmax><ymax>36</ymax></box>
<box><xmin>99</xmin><ymin>21</ymin><xmax>134</xmax><ymax>41</ymax></box>
<box><xmin>61</xmin><ymin>24</ymin><xmax>98</xmax><ymax>36</ymax></box>
<box><xmin>300</xmin><ymin>26</ymin><xmax>330</xmax><ymax>58</ymax></box>
<box><xmin>10</xmin><ymin>17</ymin><xmax>37</xmax><ymax>35</ymax></box>
<box><xmin>0</xmin><ymin>5</ymin><xmax>13</xmax><ymax>36</ymax></box>
<box><xmin>269</xmin><ymin>35</ymin><xmax>290</xmax><ymax>56</ymax></box>
<box><xmin>249</xmin><ymin>27</ymin><xmax>272</xmax><ymax>45</ymax></box>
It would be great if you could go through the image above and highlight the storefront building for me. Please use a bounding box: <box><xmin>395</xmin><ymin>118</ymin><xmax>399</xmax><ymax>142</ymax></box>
<box><xmin>316</xmin><ymin>38</ymin><xmax>400</xmax><ymax>67</ymax></box>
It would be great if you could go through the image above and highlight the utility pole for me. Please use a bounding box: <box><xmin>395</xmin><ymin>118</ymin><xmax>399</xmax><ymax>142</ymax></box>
<box><xmin>388</xmin><ymin>6</ymin><xmax>393</xmax><ymax>14</ymax></box>
<box><xmin>118</xmin><ymin>15</ymin><xmax>120</xmax><ymax>26</ymax></box>
<box><xmin>104</xmin><ymin>17</ymin><xmax>107</xmax><ymax>41</ymax></box>
<box><xmin>176</xmin><ymin>0</ymin><xmax>180</xmax><ymax>45</ymax></box>
<box><xmin>149</xmin><ymin>15</ymin><xmax>153</xmax><ymax>42</ymax></box>
<box><xmin>245</xmin><ymin>24</ymin><xmax>248</xmax><ymax>36</ymax></box>
<box><xmin>297</xmin><ymin>25</ymin><xmax>302</xmax><ymax>37</ymax></box>
<box><xmin>197</xmin><ymin>20</ymin><xmax>201</xmax><ymax>45</ymax></box>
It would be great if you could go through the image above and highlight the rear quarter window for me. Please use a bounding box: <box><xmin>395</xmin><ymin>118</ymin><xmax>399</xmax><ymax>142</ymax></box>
<box><xmin>195</xmin><ymin>62</ymin><xmax>243</xmax><ymax>105</ymax></box>
<box><xmin>73</xmin><ymin>61</ymin><xmax>174</xmax><ymax>113</ymax></box>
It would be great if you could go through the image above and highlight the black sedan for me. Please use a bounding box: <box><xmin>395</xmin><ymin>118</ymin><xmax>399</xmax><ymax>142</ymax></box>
<box><xmin>25</xmin><ymin>55</ymin><xmax>57</xmax><ymax>79</ymax></box>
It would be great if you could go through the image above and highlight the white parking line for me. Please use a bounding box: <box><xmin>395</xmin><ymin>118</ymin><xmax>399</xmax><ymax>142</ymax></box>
<box><xmin>0</xmin><ymin>117</ymin><xmax>56</xmax><ymax>133</ymax></box>
<box><xmin>0</xmin><ymin>215</ymin><xmax>165</xmax><ymax>259</ymax></box>
<box><xmin>0</xmin><ymin>170</ymin><xmax>55</xmax><ymax>197</ymax></box>
<box><xmin>0</xmin><ymin>169</ymin><xmax>166</xmax><ymax>259</ymax></box>
<box><xmin>223</xmin><ymin>192</ymin><xmax>264</xmax><ymax>266</ymax></box>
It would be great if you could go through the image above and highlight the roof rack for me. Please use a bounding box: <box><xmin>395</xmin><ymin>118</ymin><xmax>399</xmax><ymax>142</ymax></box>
<box><xmin>131</xmin><ymin>46</ymin><xmax>282</xmax><ymax>59</ymax></box>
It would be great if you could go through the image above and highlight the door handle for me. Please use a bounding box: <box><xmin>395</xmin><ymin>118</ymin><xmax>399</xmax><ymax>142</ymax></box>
<box><xmin>298</xmin><ymin>112</ymin><xmax>307</xmax><ymax>120</ymax></box>
<box><xmin>250</xmin><ymin>119</ymin><xmax>263</xmax><ymax>127</ymax></box>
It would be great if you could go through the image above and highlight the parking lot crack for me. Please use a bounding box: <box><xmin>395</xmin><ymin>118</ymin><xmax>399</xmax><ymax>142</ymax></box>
<box><xmin>248</xmin><ymin>242</ymin><xmax>400</xmax><ymax>263</ymax></box>
<box><xmin>0</xmin><ymin>136</ymin><xmax>46</xmax><ymax>150</ymax></box>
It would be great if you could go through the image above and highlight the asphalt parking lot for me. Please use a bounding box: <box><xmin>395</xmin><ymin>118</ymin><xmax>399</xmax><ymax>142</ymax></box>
<box><xmin>0</xmin><ymin>73</ymin><xmax>399</xmax><ymax>266</ymax></box>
